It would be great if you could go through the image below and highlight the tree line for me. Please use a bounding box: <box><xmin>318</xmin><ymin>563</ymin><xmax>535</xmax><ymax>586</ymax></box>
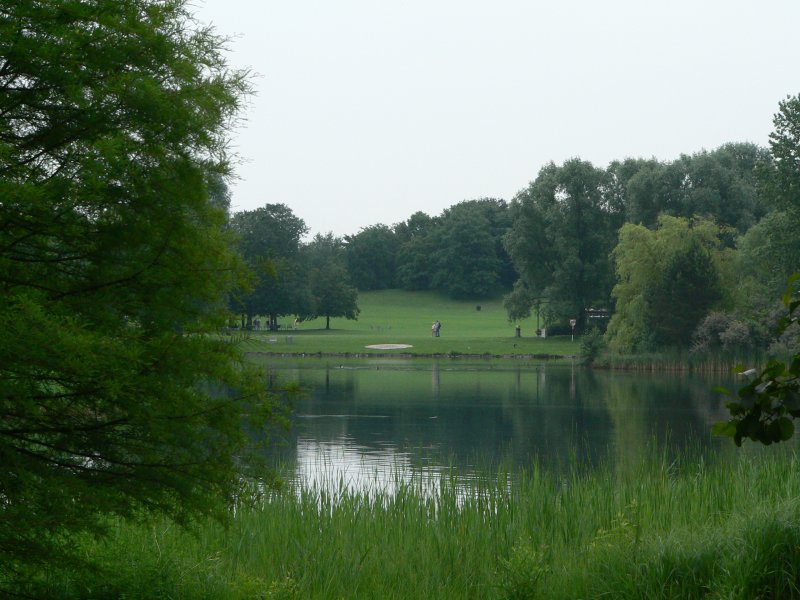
<box><xmin>233</xmin><ymin>125</ymin><xmax>799</xmax><ymax>357</ymax></box>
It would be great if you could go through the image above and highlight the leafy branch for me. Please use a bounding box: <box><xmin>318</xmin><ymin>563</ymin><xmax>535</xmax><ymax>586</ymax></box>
<box><xmin>713</xmin><ymin>274</ymin><xmax>800</xmax><ymax>445</ymax></box>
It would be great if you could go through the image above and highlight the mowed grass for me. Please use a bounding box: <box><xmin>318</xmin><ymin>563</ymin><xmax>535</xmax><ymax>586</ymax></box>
<box><xmin>239</xmin><ymin>289</ymin><xmax>579</xmax><ymax>357</ymax></box>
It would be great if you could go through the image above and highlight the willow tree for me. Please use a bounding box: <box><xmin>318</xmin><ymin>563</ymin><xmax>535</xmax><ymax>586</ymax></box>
<box><xmin>605</xmin><ymin>216</ymin><xmax>730</xmax><ymax>352</ymax></box>
<box><xmin>0</xmin><ymin>0</ymin><xmax>281</xmax><ymax>577</ymax></box>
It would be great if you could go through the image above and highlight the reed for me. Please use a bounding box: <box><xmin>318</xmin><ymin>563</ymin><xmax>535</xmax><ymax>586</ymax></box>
<box><xmin>20</xmin><ymin>445</ymin><xmax>800</xmax><ymax>599</ymax></box>
<box><xmin>594</xmin><ymin>348</ymin><xmax>767</xmax><ymax>374</ymax></box>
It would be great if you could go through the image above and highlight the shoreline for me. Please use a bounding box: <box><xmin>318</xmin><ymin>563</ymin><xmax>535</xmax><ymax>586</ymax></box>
<box><xmin>245</xmin><ymin>351</ymin><xmax>573</xmax><ymax>360</ymax></box>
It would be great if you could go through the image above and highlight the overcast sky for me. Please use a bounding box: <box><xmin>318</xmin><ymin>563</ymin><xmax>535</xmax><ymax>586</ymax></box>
<box><xmin>193</xmin><ymin>0</ymin><xmax>800</xmax><ymax>238</ymax></box>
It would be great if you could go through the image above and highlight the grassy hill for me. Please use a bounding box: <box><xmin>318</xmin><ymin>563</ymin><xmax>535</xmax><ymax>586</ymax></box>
<box><xmin>240</xmin><ymin>289</ymin><xmax>579</xmax><ymax>357</ymax></box>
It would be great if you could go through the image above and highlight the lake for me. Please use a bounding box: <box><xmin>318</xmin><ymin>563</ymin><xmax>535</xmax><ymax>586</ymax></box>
<box><xmin>264</xmin><ymin>358</ymin><xmax>740</xmax><ymax>491</ymax></box>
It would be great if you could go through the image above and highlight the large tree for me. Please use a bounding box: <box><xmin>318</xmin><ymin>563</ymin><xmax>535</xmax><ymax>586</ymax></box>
<box><xmin>431</xmin><ymin>205</ymin><xmax>501</xmax><ymax>299</ymax></box>
<box><xmin>0</xmin><ymin>0</ymin><xmax>280</xmax><ymax>576</ymax></box>
<box><xmin>395</xmin><ymin>211</ymin><xmax>438</xmax><ymax>291</ymax></box>
<box><xmin>765</xmin><ymin>94</ymin><xmax>800</xmax><ymax>212</ymax></box>
<box><xmin>504</xmin><ymin>159</ymin><xmax>622</xmax><ymax>329</ymax></box>
<box><xmin>344</xmin><ymin>224</ymin><xmax>399</xmax><ymax>291</ymax></box>
<box><xmin>228</xmin><ymin>204</ymin><xmax>310</xmax><ymax>330</ymax></box>
<box><xmin>605</xmin><ymin>216</ymin><xmax>728</xmax><ymax>352</ymax></box>
<box><xmin>621</xmin><ymin>144</ymin><xmax>768</xmax><ymax>235</ymax></box>
<box><xmin>394</xmin><ymin>201</ymin><xmax>514</xmax><ymax>298</ymax></box>
<box><xmin>303</xmin><ymin>233</ymin><xmax>359</xmax><ymax>329</ymax></box>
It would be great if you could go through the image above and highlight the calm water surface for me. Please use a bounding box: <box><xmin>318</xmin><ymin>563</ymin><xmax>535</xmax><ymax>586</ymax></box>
<box><xmin>265</xmin><ymin>358</ymin><xmax>738</xmax><ymax>490</ymax></box>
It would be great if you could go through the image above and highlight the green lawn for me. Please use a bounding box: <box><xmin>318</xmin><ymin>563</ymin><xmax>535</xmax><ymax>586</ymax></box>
<box><xmin>239</xmin><ymin>289</ymin><xmax>579</xmax><ymax>357</ymax></box>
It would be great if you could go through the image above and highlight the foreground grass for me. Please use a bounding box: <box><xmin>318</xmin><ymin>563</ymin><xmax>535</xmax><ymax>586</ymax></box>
<box><xmin>23</xmin><ymin>446</ymin><xmax>800</xmax><ymax>599</ymax></box>
<box><xmin>239</xmin><ymin>289</ymin><xmax>579</xmax><ymax>357</ymax></box>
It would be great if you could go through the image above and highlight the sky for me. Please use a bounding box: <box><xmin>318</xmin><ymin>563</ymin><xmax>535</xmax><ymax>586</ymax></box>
<box><xmin>192</xmin><ymin>0</ymin><xmax>800</xmax><ymax>239</ymax></box>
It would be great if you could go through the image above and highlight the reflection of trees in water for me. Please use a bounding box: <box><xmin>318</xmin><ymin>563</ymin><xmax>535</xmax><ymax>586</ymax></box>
<box><xmin>498</xmin><ymin>365</ymin><xmax>613</xmax><ymax>473</ymax></box>
<box><xmin>266</xmin><ymin>361</ymin><xmax>735</xmax><ymax>478</ymax></box>
<box><xmin>598</xmin><ymin>371</ymin><xmax>732</xmax><ymax>477</ymax></box>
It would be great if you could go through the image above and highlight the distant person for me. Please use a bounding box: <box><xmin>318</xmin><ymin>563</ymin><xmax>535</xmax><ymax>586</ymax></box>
<box><xmin>434</xmin><ymin>320</ymin><xmax>441</xmax><ymax>337</ymax></box>
<box><xmin>431</xmin><ymin>321</ymin><xmax>437</xmax><ymax>337</ymax></box>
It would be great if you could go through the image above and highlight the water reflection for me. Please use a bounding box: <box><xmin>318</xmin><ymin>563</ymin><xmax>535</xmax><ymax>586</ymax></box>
<box><xmin>265</xmin><ymin>358</ymin><xmax>736</xmax><ymax>491</ymax></box>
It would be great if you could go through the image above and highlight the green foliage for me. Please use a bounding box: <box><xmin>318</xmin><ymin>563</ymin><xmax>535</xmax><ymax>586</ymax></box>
<box><xmin>621</xmin><ymin>143</ymin><xmax>768</xmax><ymax>234</ymax></box>
<box><xmin>395</xmin><ymin>211</ymin><xmax>438</xmax><ymax>290</ymax></box>
<box><xmin>715</xmin><ymin>274</ymin><xmax>800</xmax><ymax>446</ymax></box>
<box><xmin>228</xmin><ymin>204</ymin><xmax>310</xmax><ymax>327</ymax></box>
<box><xmin>643</xmin><ymin>236</ymin><xmax>722</xmax><ymax>347</ymax></box>
<box><xmin>714</xmin><ymin>97</ymin><xmax>800</xmax><ymax>445</ymax></box>
<box><xmin>606</xmin><ymin>216</ymin><xmax>729</xmax><ymax>353</ymax></box>
<box><xmin>431</xmin><ymin>207</ymin><xmax>500</xmax><ymax>298</ymax></box>
<box><xmin>302</xmin><ymin>233</ymin><xmax>360</xmax><ymax>329</ymax></box>
<box><xmin>395</xmin><ymin>200</ymin><xmax>514</xmax><ymax>299</ymax></box>
<box><xmin>691</xmin><ymin>311</ymin><xmax>759</xmax><ymax>353</ymax></box>
<box><xmin>504</xmin><ymin>159</ymin><xmax>621</xmax><ymax>330</ymax></box>
<box><xmin>503</xmin><ymin>280</ymin><xmax>536</xmax><ymax>322</ymax></box>
<box><xmin>496</xmin><ymin>537</ymin><xmax>550</xmax><ymax>600</ymax></box>
<box><xmin>736</xmin><ymin>208</ymin><xmax>800</xmax><ymax>300</ymax></box>
<box><xmin>766</xmin><ymin>94</ymin><xmax>800</xmax><ymax>212</ymax></box>
<box><xmin>0</xmin><ymin>0</ymin><xmax>283</xmax><ymax>576</ymax></box>
<box><xmin>579</xmin><ymin>327</ymin><xmax>606</xmax><ymax>366</ymax></box>
<box><xmin>344</xmin><ymin>224</ymin><xmax>399</xmax><ymax>290</ymax></box>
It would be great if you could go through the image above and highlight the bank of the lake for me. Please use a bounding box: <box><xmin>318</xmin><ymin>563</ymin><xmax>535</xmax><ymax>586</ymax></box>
<box><xmin>235</xmin><ymin>289</ymin><xmax>762</xmax><ymax>371</ymax></box>
<box><xmin>25</xmin><ymin>446</ymin><xmax>800</xmax><ymax>599</ymax></box>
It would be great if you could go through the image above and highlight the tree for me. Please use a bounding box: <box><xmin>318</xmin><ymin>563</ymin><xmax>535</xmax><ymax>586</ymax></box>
<box><xmin>302</xmin><ymin>233</ymin><xmax>359</xmax><ymax>329</ymax></box>
<box><xmin>504</xmin><ymin>159</ymin><xmax>622</xmax><ymax>329</ymax></box>
<box><xmin>642</xmin><ymin>236</ymin><xmax>722</xmax><ymax>347</ymax></box>
<box><xmin>714</xmin><ymin>94</ymin><xmax>800</xmax><ymax>446</ymax></box>
<box><xmin>735</xmin><ymin>209</ymin><xmax>800</xmax><ymax>302</ymax></box>
<box><xmin>621</xmin><ymin>145</ymin><xmax>768</xmax><ymax>235</ymax></box>
<box><xmin>395</xmin><ymin>211</ymin><xmax>438</xmax><ymax>291</ymax></box>
<box><xmin>605</xmin><ymin>216</ymin><xmax>729</xmax><ymax>352</ymax></box>
<box><xmin>431</xmin><ymin>207</ymin><xmax>500</xmax><ymax>298</ymax></box>
<box><xmin>432</xmin><ymin>199</ymin><xmax>516</xmax><ymax>297</ymax></box>
<box><xmin>0</xmin><ymin>0</ymin><xmax>280</xmax><ymax>576</ymax></box>
<box><xmin>393</xmin><ymin>200</ymin><xmax>515</xmax><ymax>298</ymax></box>
<box><xmin>228</xmin><ymin>204</ymin><xmax>309</xmax><ymax>330</ymax></box>
<box><xmin>714</xmin><ymin>275</ymin><xmax>800</xmax><ymax>445</ymax></box>
<box><xmin>765</xmin><ymin>94</ymin><xmax>800</xmax><ymax>211</ymax></box>
<box><xmin>344</xmin><ymin>224</ymin><xmax>399</xmax><ymax>290</ymax></box>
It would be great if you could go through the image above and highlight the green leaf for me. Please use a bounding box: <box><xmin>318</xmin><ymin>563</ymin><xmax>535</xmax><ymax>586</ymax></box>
<box><xmin>785</xmin><ymin>389</ymin><xmax>800</xmax><ymax>411</ymax></box>
<box><xmin>742</xmin><ymin>414</ymin><xmax>762</xmax><ymax>439</ymax></box>
<box><xmin>712</xmin><ymin>421</ymin><xmax>737</xmax><ymax>437</ymax></box>
<box><xmin>778</xmin><ymin>417</ymin><xmax>795</xmax><ymax>441</ymax></box>
<box><xmin>789</xmin><ymin>356</ymin><xmax>800</xmax><ymax>376</ymax></box>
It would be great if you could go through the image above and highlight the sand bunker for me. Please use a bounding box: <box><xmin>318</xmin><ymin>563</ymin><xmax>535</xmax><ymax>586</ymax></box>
<box><xmin>365</xmin><ymin>344</ymin><xmax>413</xmax><ymax>350</ymax></box>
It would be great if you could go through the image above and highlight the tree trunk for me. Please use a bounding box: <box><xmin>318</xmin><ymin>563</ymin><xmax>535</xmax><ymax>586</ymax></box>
<box><xmin>326</xmin><ymin>315</ymin><xmax>330</xmax><ymax>330</ymax></box>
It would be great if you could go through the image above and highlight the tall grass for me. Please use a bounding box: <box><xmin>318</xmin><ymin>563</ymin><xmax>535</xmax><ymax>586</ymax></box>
<box><xmin>20</xmin><ymin>446</ymin><xmax>800</xmax><ymax>599</ymax></box>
